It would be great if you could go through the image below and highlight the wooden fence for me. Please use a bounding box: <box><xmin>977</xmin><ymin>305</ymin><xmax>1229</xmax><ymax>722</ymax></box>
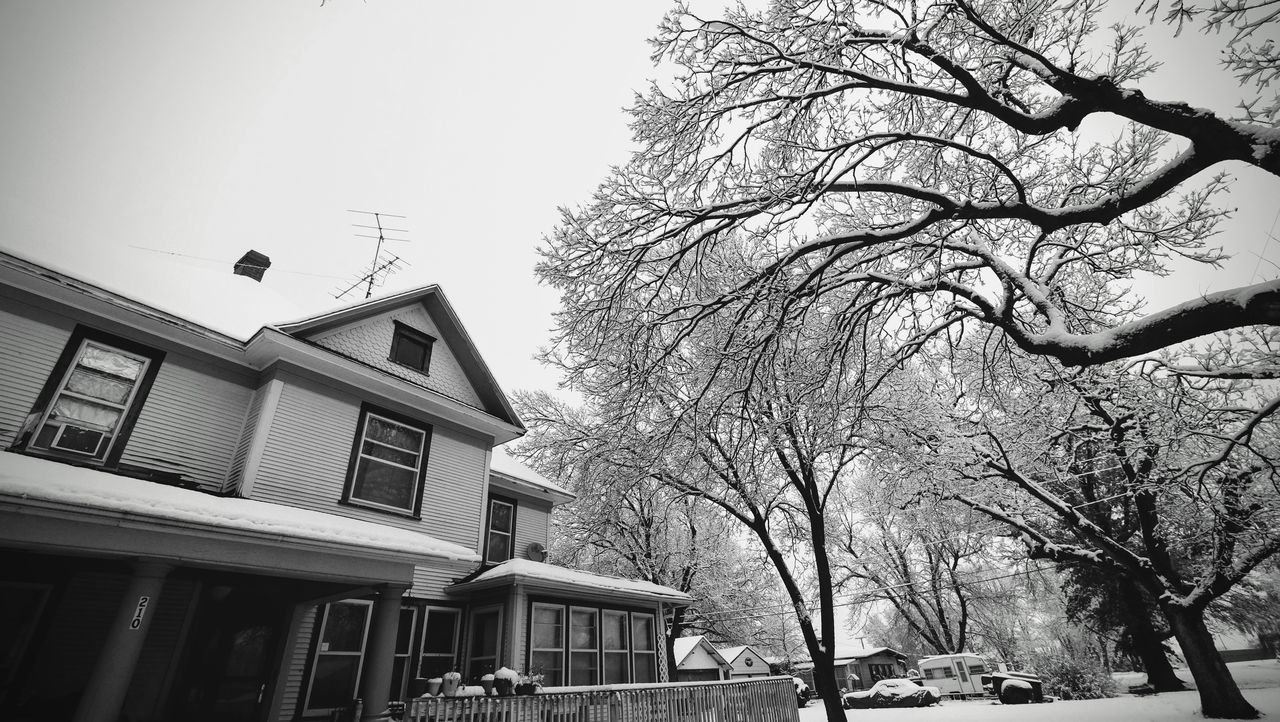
<box><xmin>404</xmin><ymin>677</ymin><xmax>800</xmax><ymax>722</ymax></box>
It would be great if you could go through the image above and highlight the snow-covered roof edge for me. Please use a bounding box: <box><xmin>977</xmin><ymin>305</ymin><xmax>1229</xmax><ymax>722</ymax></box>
<box><xmin>447</xmin><ymin>559</ymin><xmax>693</xmax><ymax>604</ymax></box>
<box><xmin>672</xmin><ymin>635</ymin><xmax>732</xmax><ymax>667</ymax></box>
<box><xmin>0</xmin><ymin>451</ymin><xmax>481</xmax><ymax>563</ymax></box>
<box><xmin>490</xmin><ymin>448</ymin><xmax>574</xmax><ymax>503</ymax></box>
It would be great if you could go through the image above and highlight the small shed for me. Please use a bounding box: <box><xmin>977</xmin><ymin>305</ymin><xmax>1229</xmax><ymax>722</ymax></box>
<box><xmin>672</xmin><ymin>636</ymin><xmax>732</xmax><ymax>682</ymax></box>
<box><xmin>718</xmin><ymin>645</ymin><xmax>772</xmax><ymax>679</ymax></box>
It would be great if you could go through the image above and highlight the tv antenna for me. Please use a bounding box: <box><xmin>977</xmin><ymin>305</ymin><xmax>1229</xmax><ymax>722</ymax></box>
<box><xmin>335</xmin><ymin>210</ymin><xmax>410</xmax><ymax>300</ymax></box>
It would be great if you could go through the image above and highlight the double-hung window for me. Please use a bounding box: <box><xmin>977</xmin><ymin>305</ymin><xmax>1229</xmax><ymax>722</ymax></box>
<box><xmin>466</xmin><ymin>606</ymin><xmax>503</xmax><ymax>681</ymax></box>
<box><xmin>344</xmin><ymin>406</ymin><xmax>431</xmax><ymax>516</ymax></box>
<box><xmin>418</xmin><ymin>607</ymin><xmax>461</xmax><ymax>680</ymax></box>
<box><xmin>304</xmin><ymin>600</ymin><xmax>373</xmax><ymax>715</ymax></box>
<box><xmin>630</xmin><ymin>613</ymin><xmax>657</xmax><ymax>683</ymax></box>
<box><xmin>530</xmin><ymin>604</ymin><xmax>565</xmax><ymax>686</ymax></box>
<box><xmin>25</xmin><ymin>331</ymin><xmax>161</xmax><ymax>463</ymax></box>
<box><xmin>568</xmin><ymin>607</ymin><xmax>599</xmax><ymax>685</ymax></box>
<box><xmin>601</xmin><ymin>610</ymin><xmax>630</xmax><ymax>684</ymax></box>
<box><xmin>527</xmin><ymin>604</ymin><xmax>656</xmax><ymax>686</ymax></box>
<box><xmin>484</xmin><ymin>496</ymin><xmax>516</xmax><ymax>564</ymax></box>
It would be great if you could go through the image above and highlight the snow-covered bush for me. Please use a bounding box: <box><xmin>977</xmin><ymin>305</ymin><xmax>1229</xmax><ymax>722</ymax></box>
<box><xmin>1036</xmin><ymin>647</ymin><xmax>1117</xmax><ymax>700</ymax></box>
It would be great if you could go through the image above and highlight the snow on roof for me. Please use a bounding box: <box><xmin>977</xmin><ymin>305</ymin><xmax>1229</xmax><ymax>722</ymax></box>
<box><xmin>0</xmin><ymin>452</ymin><xmax>480</xmax><ymax>562</ymax></box>
<box><xmin>489</xmin><ymin>447</ymin><xmax>573</xmax><ymax>499</ymax></box>
<box><xmin>452</xmin><ymin>559</ymin><xmax>693</xmax><ymax>604</ymax></box>
<box><xmin>1</xmin><ymin>247</ymin><xmax>438</xmax><ymax>343</ymax></box>
<box><xmin>718</xmin><ymin>645</ymin><xmax>752</xmax><ymax>663</ymax></box>
<box><xmin>673</xmin><ymin>636</ymin><xmax>704</xmax><ymax>663</ymax></box>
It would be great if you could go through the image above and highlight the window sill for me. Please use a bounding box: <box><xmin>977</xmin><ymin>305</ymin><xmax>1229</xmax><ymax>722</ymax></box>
<box><xmin>6</xmin><ymin>448</ymin><xmax>196</xmax><ymax>489</ymax></box>
<box><xmin>339</xmin><ymin>497</ymin><xmax>421</xmax><ymax>521</ymax></box>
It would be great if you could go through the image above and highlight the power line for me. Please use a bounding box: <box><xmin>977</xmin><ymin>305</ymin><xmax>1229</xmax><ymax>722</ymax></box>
<box><xmin>127</xmin><ymin>245</ymin><xmax>350</xmax><ymax>280</ymax></box>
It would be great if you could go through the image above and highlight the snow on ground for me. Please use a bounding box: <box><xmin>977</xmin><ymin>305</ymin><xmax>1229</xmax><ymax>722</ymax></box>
<box><xmin>799</xmin><ymin>660</ymin><xmax>1280</xmax><ymax>722</ymax></box>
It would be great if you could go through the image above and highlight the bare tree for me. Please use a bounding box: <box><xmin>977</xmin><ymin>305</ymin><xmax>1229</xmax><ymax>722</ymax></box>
<box><xmin>927</xmin><ymin>342</ymin><xmax>1280</xmax><ymax>717</ymax></box>
<box><xmin>511</xmin><ymin>390</ymin><xmax>794</xmax><ymax>669</ymax></box>
<box><xmin>540</xmin><ymin>0</ymin><xmax>1279</xmax><ymax>389</ymax></box>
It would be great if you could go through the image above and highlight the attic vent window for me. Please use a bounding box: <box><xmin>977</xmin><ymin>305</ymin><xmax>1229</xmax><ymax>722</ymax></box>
<box><xmin>390</xmin><ymin>322</ymin><xmax>434</xmax><ymax>374</ymax></box>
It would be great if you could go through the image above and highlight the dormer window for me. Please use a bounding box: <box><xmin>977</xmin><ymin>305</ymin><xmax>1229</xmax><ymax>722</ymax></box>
<box><xmin>390</xmin><ymin>322</ymin><xmax>434</xmax><ymax>374</ymax></box>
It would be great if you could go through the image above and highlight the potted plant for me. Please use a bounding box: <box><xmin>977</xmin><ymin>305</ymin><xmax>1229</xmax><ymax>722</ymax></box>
<box><xmin>493</xmin><ymin>667</ymin><xmax>519</xmax><ymax>696</ymax></box>
<box><xmin>480</xmin><ymin>673</ymin><xmax>495</xmax><ymax>696</ymax></box>
<box><xmin>515</xmin><ymin>672</ymin><xmax>542</xmax><ymax>696</ymax></box>
<box><xmin>441</xmin><ymin>671</ymin><xmax>462</xmax><ymax>697</ymax></box>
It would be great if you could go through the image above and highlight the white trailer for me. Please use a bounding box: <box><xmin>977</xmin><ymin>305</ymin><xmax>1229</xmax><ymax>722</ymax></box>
<box><xmin>917</xmin><ymin>653</ymin><xmax>987</xmax><ymax>698</ymax></box>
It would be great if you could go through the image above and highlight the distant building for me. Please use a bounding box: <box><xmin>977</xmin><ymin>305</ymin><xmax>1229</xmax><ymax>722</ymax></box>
<box><xmin>717</xmin><ymin>645</ymin><xmax>771</xmax><ymax>679</ymax></box>
<box><xmin>793</xmin><ymin>647</ymin><xmax>908</xmax><ymax>693</ymax></box>
<box><xmin>672</xmin><ymin>635</ymin><xmax>732</xmax><ymax>682</ymax></box>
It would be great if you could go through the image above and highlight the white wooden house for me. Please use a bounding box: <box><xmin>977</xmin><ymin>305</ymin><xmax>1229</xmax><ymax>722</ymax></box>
<box><xmin>718</xmin><ymin>645</ymin><xmax>772</xmax><ymax>679</ymax></box>
<box><xmin>672</xmin><ymin>636</ymin><xmax>732</xmax><ymax>682</ymax></box>
<box><xmin>0</xmin><ymin>250</ymin><xmax>690</xmax><ymax>722</ymax></box>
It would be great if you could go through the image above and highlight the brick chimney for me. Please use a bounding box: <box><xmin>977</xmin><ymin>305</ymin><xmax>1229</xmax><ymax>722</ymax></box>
<box><xmin>233</xmin><ymin>250</ymin><xmax>271</xmax><ymax>282</ymax></box>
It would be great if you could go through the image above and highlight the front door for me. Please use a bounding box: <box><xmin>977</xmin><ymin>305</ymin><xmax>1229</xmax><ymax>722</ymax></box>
<box><xmin>171</xmin><ymin>584</ymin><xmax>286</xmax><ymax>722</ymax></box>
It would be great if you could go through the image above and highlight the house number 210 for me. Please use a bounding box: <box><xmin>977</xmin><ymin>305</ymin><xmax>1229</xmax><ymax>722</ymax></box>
<box><xmin>129</xmin><ymin>596</ymin><xmax>150</xmax><ymax>630</ymax></box>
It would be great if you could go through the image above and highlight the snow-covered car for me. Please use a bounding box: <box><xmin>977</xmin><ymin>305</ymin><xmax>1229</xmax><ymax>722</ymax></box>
<box><xmin>842</xmin><ymin>678</ymin><xmax>943</xmax><ymax>709</ymax></box>
<box><xmin>792</xmin><ymin>676</ymin><xmax>812</xmax><ymax>707</ymax></box>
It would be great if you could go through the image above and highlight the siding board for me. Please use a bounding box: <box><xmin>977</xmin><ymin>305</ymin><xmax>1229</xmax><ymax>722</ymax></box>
<box><xmin>119</xmin><ymin>355</ymin><xmax>254</xmax><ymax>493</ymax></box>
<box><xmin>250</xmin><ymin>374</ymin><xmax>487</xmax><ymax>551</ymax></box>
<box><xmin>0</xmin><ymin>299</ymin><xmax>73</xmax><ymax>447</ymax></box>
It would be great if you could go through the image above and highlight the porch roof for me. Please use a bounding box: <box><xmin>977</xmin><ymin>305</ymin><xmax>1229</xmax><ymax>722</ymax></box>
<box><xmin>446</xmin><ymin>558</ymin><xmax>694</xmax><ymax>605</ymax></box>
<box><xmin>0</xmin><ymin>452</ymin><xmax>480</xmax><ymax>583</ymax></box>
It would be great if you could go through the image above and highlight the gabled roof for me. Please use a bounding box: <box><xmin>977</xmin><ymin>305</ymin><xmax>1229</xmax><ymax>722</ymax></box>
<box><xmin>446</xmin><ymin>559</ymin><xmax>692</xmax><ymax>605</ymax></box>
<box><xmin>717</xmin><ymin>645</ymin><xmax>767</xmax><ymax>665</ymax></box>
<box><xmin>274</xmin><ymin>285</ymin><xmax>521</xmax><ymax>429</ymax></box>
<box><xmin>0</xmin><ymin>250</ymin><xmax>526</xmax><ymax>439</ymax></box>
<box><xmin>672</xmin><ymin>636</ymin><xmax>732</xmax><ymax>669</ymax></box>
<box><xmin>489</xmin><ymin>447</ymin><xmax>574</xmax><ymax>505</ymax></box>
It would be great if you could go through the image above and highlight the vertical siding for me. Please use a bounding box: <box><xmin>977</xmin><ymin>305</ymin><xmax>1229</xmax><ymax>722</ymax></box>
<box><xmin>274</xmin><ymin>605</ymin><xmax>318</xmax><ymax>722</ymax></box>
<box><xmin>118</xmin><ymin>354</ymin><xmax>254</xmax><ymax>493</ymax></box>
<box><xmin>251</xmin><ymin>373</ymin><xmax>487</xmax><ymax>549</ymax></box>
<box><xmin>0</xmin><ymin>296</ymin><xmax>73</xmax><ymax>447</ymax></box>
<box><xmin>308</xmin><ymin>305</ymin><xmax>485</xmax><ymax>409</ymax></box>
<box><xmin>226</xmin><ymin>381</ymin><xmax>271</xmax><ymax>494</ymax></box>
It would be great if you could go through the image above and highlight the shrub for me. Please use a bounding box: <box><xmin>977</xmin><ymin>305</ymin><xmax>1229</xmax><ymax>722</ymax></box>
<box><xmin>1036</xmin><ymin>647</ymin><xmax>1117</xmax><ymax>700</ymax></box>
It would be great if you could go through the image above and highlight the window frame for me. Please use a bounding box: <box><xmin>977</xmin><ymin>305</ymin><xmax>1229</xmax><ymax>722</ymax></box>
<box><xmin>483</xmin><ymin>495</ymin><xmax>518</xmax><ymax>564</ymax></box>
<box><xmin>416</xmin><ymin>605</ymin><xmax>462</xmax><ymax>681</ymax></box>
<box><xmin>568</xmin><ymin>606</ymin><xmax>599</xmax><ymax>686</ymax></box>
<box><xmin>303</xmin><ymin>599</ymin><xmax>374</xmax><ymax>717</ymax></box>
<box><xmin>388</xmin><ymin>605</ymin><xmax>419</xmax><ymax>702</ymax></box>
<box><xmin>16</xmin><ymin>326</ymin><xmax>165</xmax><ymax>466</ymax></box>
<box><xmin>529</xmin><ymin>603</ymin><xmax>565</xmax><ymax>686</ymax></box>
<box><xmin>524</xmin><ymin>599</ymin><xmax>658</xmax><ymax>686</ymax></box>
<box><xmin>465</xmin><ymin>604</ymin><xmax>504</xmax><ymax>682</ymax></box>
<box><xmin>629</xmin><ymin>612</ymin><xmax>657</xmax><ymax>684</ymax></box>
<box><xmin>341</xmin><ymin>404</ymin><xmax>432</xmax><ymax>518</ymax></box>
<box><xmin>601</xmin><ymin>609</ymin><xmax>630</xmax><ymax>685</ymax></box>
<box><xmin>389</xmin><ymin>321</ymin><xmax>435</xmax><ymax>374</ymax></box>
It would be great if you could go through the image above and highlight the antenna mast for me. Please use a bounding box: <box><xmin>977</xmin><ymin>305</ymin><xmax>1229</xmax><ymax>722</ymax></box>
<box><xmin>337</xmin><ymin>210</ymin><xmax>410</xmax><ymax>300</ymax></box>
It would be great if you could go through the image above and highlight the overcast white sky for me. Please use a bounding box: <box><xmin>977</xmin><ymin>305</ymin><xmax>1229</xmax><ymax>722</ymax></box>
<box><xmin>0</xmin><ymin>1</ymin><xmax>1276</xmax><ymax>399</ymax></box>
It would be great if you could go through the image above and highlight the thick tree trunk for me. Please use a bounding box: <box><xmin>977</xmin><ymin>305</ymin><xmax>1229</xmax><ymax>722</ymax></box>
<box><xmin>1118</xmin><ymin>580</ymin><xmax>1185</xmax><ymax>692</ymax></box>
<box><xmin>1164</xmin><ymin>606</ymin><xmax>1258</xmax><ymax>719</ymax></box>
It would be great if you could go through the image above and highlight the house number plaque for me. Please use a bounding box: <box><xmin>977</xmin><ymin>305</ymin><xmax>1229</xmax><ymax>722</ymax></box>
<box><xmin>129</xmin><ymin>596</ymin><xmax>150</xmax><ymax>630</ymax></box>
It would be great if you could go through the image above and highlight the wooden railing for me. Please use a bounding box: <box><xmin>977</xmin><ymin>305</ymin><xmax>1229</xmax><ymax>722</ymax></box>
<box><xmin>404</xmin><ymin>677</ymin><xmax>800</xmax><ymax>722</ymax></box>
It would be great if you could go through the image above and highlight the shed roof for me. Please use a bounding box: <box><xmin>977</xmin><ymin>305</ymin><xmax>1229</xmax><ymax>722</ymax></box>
<box><xmin>446</xmin><ymin>559</ymin><xmax>692</xmax><ymax>605</ymax></box>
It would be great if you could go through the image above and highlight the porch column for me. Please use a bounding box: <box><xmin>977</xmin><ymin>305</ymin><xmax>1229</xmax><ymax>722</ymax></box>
<box><xmin>359</xmin><ymin>582</ymin><xmax>409</xmax><ymax>720</ymax></box>
<box><xmin>72</xmin><ymin>560</ymin><xmax>173</xmax><ymax>722</ymax></box>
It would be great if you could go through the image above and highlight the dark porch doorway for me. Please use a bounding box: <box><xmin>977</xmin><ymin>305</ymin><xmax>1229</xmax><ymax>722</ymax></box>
<box><xmin>168</xmin><ymin>582</ymin><xmax>288</xmax><ymax>722</ymax></box>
